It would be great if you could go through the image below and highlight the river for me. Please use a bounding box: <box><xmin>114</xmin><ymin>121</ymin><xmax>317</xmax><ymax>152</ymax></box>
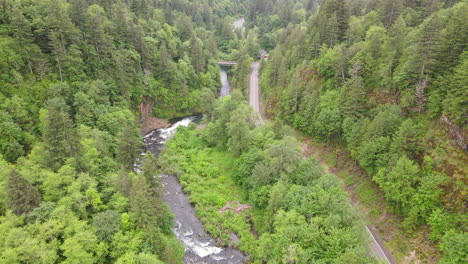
<box><xmin>219</xmin><ymin>68</ymin><xmax>231</xmax><ymax>98</ymax></box>
<box><xmin>218</xmin><ymin>16</ymin><xmax>244</xmax><ymax>98</ymax></box>
<box><xmin>141</xmin><ymin>68</ymin><xmax>247</xmax><ymax>263</ymax></box>
<box><xmin>233</xmin><ymin>17</ymin><xmax>245</xmax><ymax>31</ymax></box>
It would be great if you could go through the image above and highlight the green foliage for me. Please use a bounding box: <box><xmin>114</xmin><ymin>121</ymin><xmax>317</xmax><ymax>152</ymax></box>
<box><xmin>427</xmin><ymin>208</ymin><xmax>459</xmax><ymax>242</ymax></box>
<box><xmin>227</xmin><ymin>105</ymin><xmax>251</xmax><ymax>156</ymax></box>
<box><xmin>93</xmin><ymin>210</ymin><xmax>120</xmax><ymax>241</ymax></box>
<box><xmin>116</xmin><ymin>126</ymin><xmax>142</xmax><ymax>171</ymax></box>
<box><xmin>0</xmin><ymin>0</ymin><xmax>251</xmax><ymax>262</ymax></box>
<box><xmin>160</xmin><ymin>107</ymin><xmax>373</xmax><ymax>263</ymax></box>
<box><xmin>6</xmin><ymin>169</ymin><xmax>41</xmax><ymax>215</ymax></box>
<box><xmin>442</xmin><ymin>51</ymin><xmax>468</xmax><ymax>127</ymax></box>
<box><xmin>43</xmin><ymin>97</ymin><xmax>81</xmax><ymax>171</ymax></box>
<box><xmin>439</xmin><ymin>230</ymin><xmax>468</xmax><ymax>264</ymax></box>
<box><xmin>0</xmin><ymin>212</ymin><xmax>58</xmax><ymax>263</ymax></box>
<box><xmin>0</xmin><ymin>111</ymin><xmax>25</xmax><ymax>162</ymax></box>
<box><xmin>256</xmin><ymin>0</ymin><xmax>467</xmax><ymax>253</ymax></box>
<box><xmin>26</xmin><ymin>201</ymin><xmax>56</xmax><ymax>223</ymax></box>
<box><xmin>200</xmin><ymin>87</ymin><xmax>216</xmax><ymax>121</ymax></box>
<box><xmin>313</xmin><ymin>108</ymin><xmax>342</xmax><ymax>141</ymax></box>
<box><xmin>376</xmin><ymin>156</ymin><xmax>419</xmax><ymax>214</ymax></box>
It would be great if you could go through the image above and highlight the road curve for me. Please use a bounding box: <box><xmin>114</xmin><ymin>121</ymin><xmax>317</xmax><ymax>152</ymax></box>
<box><xmin>247</xmin><ymin>61</ymin><xmax>396</xmax><ymax>264</ymax></box>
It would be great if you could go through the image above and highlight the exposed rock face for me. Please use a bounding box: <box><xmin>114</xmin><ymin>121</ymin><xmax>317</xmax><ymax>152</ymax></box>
<box><xmin>140</xmin><ymin>117</ymin><xmax>170</xmax><ymax>136</ymax></box>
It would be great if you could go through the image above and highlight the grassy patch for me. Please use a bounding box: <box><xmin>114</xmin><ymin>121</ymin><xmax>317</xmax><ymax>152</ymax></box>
<box><xmin>387</xmin><ymin>233</ymin><xmax>411</xmax><ymax>262</ymax></box>
<box><xmin>159</xmin><ymin>127</ymin><xmax>257</xmax><ymax>252</ymax></box>
<box><xmin>355</xmin><ymin>181</ymin><xmax>379</xmax><ymax>207</ymax></box>
<box><xmin>340</xmin><ymin>171</ymin><xmax>357</xmax><ymax>186</ymax></box>
<box><xmin>299</xmin><ymin>135</ymin><xmax>420</xmax><ymax>263</ymax></box>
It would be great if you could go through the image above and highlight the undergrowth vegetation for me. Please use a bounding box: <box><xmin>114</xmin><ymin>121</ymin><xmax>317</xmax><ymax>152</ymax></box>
<box><xmin>159</xmin><ymin>94</ymin><xmax>377</xmax><ymax>263</ymax></box>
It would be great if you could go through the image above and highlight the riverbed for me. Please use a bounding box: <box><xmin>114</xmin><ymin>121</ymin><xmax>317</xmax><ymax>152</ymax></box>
<box><xmin>140</xmin><ymin>66</ymin><xmax>247</xmax><ymax>263</ymax></box>
<box><xmin>233</xmin><ymin>17</ymin><xmax>245</xmax><ymax>31</ymax></box>
<box><xmin>219</xmin><ymin>68</ymin><xmax>231</xmax><ymax>97</ymax></box>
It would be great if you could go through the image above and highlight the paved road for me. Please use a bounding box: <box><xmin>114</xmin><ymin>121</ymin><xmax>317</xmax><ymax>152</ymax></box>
<box><xmin>248</xmin><ymin>61</ymin><xmax>264</xmax><ymax>125</ymax></box>
<box><xmin>366</xmin><ymin>224</ymin><xmax>397</xmax><ymax>264</ymax></box>
<box><xmin>247</xmin><ymin>61</ymin><xmax>396</xmax><ymax>264</ymax></box>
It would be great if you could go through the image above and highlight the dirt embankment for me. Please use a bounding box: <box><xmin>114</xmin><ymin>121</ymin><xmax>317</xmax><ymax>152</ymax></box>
<box><xmin>140</xmin><ymin>116</ymin><xmax>170</xmax><ymax>136</ymax></box>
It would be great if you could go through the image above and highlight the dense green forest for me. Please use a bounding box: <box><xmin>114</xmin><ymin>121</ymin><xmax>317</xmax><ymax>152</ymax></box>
<box><xmin>159</xmin><ymin>92</ymin><xmax>376</xmax><ymax>263</ymax></box>
<box><xmin>0</xmin><ymin>0</ymin><xmax>250</xmax><ymax>164</ymax></box>
<box><xmin>0</xmin><ymin>0</ymin><xmax>466</xmax><ymax>263</ymax></box>
<box><xmin>0</xmin><ymin>0</ymin><xmax>248</xmax><ymax>262</ymax></box>
<box><xmin>250</xmin><ymin>0</ymin><xmax>466</xmax><ymax>262</ymax></box>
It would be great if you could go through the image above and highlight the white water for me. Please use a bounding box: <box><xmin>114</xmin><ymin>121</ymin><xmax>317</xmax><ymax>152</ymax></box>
<box><xmin>135</xmin><ymin>117</ymin><xmax>197</xmax><ymax>173</ymax></box>
<box><xmin>138</xmin><ymin>55</ymin><xmax>247</xmax><ymax>263</ymax></box>
<box><xmin>158</xmin><ymin>118</ymin><xmax>226</xmax><ymax>259</ymax></box>
<box><xmin>144</xmin><ymin>116</ymin><xmax>197</xmax><ymax>143</ymax></box>
<box><xmin>142</xmin><ymin>118</ymin><xmax>247</xmax><ymax>263</ymax></box>
<box><xmin>175</xmin><ymin>221</ymin><xmax>223</xmax><ymax>258</ymax></box>
<box><xmin>219</xmin><ymin>69</ymin><xmax>231</xmax><ymax>98</ymax></box>
<box><xmin>172</xmin><ymin>219</ymin><xmax>223</xmax><ymax>258</ymax></box>
<box><xmin>233</xmin><ymin>17</ymin><xmax>245</xmax><ymax>31</ymax></box>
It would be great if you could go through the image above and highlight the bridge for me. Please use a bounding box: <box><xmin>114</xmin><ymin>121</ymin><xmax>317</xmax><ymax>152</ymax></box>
<box><xmin>218</xmin><ymin>61</ymin><xmax>237</xmax><ymax>66</ymax></box>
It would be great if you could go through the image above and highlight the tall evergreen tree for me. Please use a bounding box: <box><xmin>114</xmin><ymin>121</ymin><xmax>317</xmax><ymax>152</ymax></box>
<box><xmin>43</xmin><ymin>97</ymin><xmax>80</xmax><ymax>170</ymax></box>
<box><xmin>130</xmin><ymin>175</ymin><xmax>167</xmax><ymax>231</ymax></box>
<box><xmin>116</xmin><ymin>125</ymin><xmax>142</xmax><ymax>171</ymax></box>
<box><xmin>443</xmin><ymin>52</ymin><xmax>468</xmax><ymax>127</ymax></box>
<box><xmin>156</xmin><ymin>42</ymin><xmax>175</xmax><ymax>85</ymax></box>
<box><xmin>47</xmin><ymin>0</ymin><xmax>75</xmax><ymax>81</ymax></box>
<box><xmin>227</xmin><ymin>105</ymin><xmax>251</xmax><ymax>156</ymax></box>
<box><xmin>380</xmin><ymin>0</ymin><xmax>404</xmax><ymax>28</ymax></box>
<box><xmin>339</xmin><ymin>63</ymin><xmax>367</xmax><ymax>118</ymax></box>
<box><xmin>190</xmin><ymin>35</ymin><xmax>204</xmax><ymax>76</ymax></box>
<box><xmin>86</xmin><ymin>4</ymin><xmax>111</xmax><ymax>69</ymax></box>
<box><xmin>6</xmin><ymin>169</ymin><xmax>41</xmax><ymax>215</ymax></box>
<box><xmin>10</xmin><ymin>7</ymin><xmax>35</xmax><ymax>75</ymax></box>
<box><xmin>322</xmin><ymin>0</ymin><xmax>349</xmax><ymax>42</ymax></box>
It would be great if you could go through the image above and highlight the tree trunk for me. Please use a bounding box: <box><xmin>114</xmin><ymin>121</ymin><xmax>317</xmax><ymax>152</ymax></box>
<box><xmin>57</xmin><ymin>57</ymin><xmax>63</xmax><ymax>82</ymax></box>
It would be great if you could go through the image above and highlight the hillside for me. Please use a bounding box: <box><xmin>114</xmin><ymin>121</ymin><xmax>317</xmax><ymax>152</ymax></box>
<box><xmin>252</xmin><ymin>0</ymin><xmax>467</xmax><ymax>262</ymax></box>
<box><xmin>0</xmin><ymin>0</ymin><xmax>247</xmax><ymax>262</ymax></box>
<box><xmin>0</xmin><ymin>0</ymin><xmax>466</xmax><ymax>263</ymax></box>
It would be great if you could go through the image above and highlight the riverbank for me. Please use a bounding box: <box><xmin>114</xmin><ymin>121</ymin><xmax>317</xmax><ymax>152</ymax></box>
<box><xmin>157</xmin><ymin>126</ymin><xmax>258</xmax><ymax>254</ymax></box>
<box><xmin>158</xmin><ymin>118</ymin><xmax>375</xmax><ymax>263</ymax></box>
<box><xmin>140</xmin><ymin>116</ymin><xmax>170</xmax><ymax>136</ymax></box>
<box><xmin>143</xmin><ymin>117</ymin><xmax>248</xmax><ymax>263</ymax></box>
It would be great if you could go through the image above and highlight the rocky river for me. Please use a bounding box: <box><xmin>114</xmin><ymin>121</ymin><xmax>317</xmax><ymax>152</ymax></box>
<box><xmin>140</xmin><ymin>64</ymin><xmax>247</xmax><ymax>263</ymax></box>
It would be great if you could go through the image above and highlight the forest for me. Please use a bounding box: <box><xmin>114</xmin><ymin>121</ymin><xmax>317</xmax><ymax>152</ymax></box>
<box><xmin>159</xmin><ymin>91</ymin><xmax>376</xmax><ymax>263</ymax></box>
<box><xmin>0</xmin><ymin>0</ymin><xmax>466</xmax><ymax>263</ymax></box>
<box><xmin>0</xmin><ymin>0</ymin><xmax>247</xmax><ymax>262</ymax></box>
<box><xmin>253</xmin><ymin>0</ymin><xmax>466</xmax><ymax>262</ymax></box>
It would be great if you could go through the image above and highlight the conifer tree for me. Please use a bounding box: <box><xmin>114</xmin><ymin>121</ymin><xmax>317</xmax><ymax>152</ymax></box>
<box><xmin>339</xmin><ymin>63</ymin><xmax>366</xmax><ymax>118</ymax></box>
<box><xmin>6</xmin><ymin>169</ymin><xmax>41</xmax><ymax>215</ymax></box>
<box><xmin>156</xmin><ymin>42</ymin><xmax>175</xmax><ymax>85</ymax></box>
<box><xmin>380</xmin><ymin>0</ymin><xmax>404</xmax><ymax>28</ymax></box>
<box><xmin>443</xmin><ymin>52</ymin><xmax>468</xmax><ymax>127</ymax></box>
<box><xmin>86</xmin><ymin>4</ymin><xmax>111</xmax><ymax>67</ymax></box>
<box><xmin>227</xmin><ymin>105</ymin><xmax>251</xmax><ymax>156</ymax></box>
<box><xmin>43</xmin><ymin>97</ymin><xmax>80</xmax><ymax>170</ymax></box>
<box><xmin>116</xmin><ymin>125</ymin><xmax>142</xmax><ymax>171</ymax></box>
<box><xmin>141</xmin><ymin>152</ymin><xmax>161</xmax><ymax>190</ymax></box>
<box><xmin>130</xmin><ymin>175</ymin><xmax>167</xmax><ymax>231</ymax></box>
<box><xmin>47</xmin><ymin>0</ymin><xmax>75</xmax><ymax>81</ymax></box>
<box><xmin>11</xmin><ymin>7</ymin><xmax>36</xmax><ymax>75</ymax></box>
<box><xmin>190</xmin><ymin>35</ymin><xmax>204</xmax><ymax>76</ymax></box>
